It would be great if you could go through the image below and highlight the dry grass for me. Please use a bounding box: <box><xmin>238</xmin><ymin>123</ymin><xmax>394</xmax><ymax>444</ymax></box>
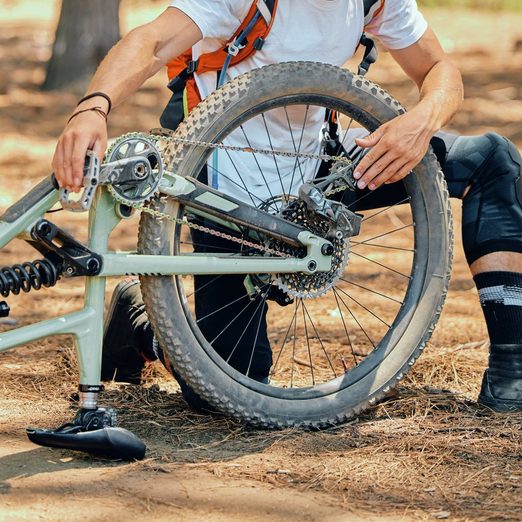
<box><xmin>6</xmin><ymin>344</ymin><xmax>516</xmax><ymax>521</ymax></box>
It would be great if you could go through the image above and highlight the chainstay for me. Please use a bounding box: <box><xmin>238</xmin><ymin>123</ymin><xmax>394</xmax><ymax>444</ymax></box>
<box><xmin>106</xmin><ymin>131</ymin><xmax>352</xmax><ymax>258</ymax></box>
<box><xmin>108</xmin><ymin>184</ymin><xmax>290</xmax><ymax>257</ymax></box>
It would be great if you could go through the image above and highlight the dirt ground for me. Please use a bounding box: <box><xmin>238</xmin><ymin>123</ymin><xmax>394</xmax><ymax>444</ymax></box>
<box><xmin>0</xmin><ymin>2</ymin><xmax>521</xmax><ymax>521</ymax></box>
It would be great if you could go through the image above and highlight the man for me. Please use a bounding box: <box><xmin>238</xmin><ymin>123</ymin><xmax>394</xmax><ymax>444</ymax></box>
<box><xmin>53</xmin><ymin>0</ymin><xmax>522</xmax><ymax>412</ymax></box>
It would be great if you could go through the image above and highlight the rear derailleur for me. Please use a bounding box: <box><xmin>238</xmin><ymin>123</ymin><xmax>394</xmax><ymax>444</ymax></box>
<box><xmin>298</xmin><ymin>160</ymin><xmax>362</xmax><ymax>241</ymax></box>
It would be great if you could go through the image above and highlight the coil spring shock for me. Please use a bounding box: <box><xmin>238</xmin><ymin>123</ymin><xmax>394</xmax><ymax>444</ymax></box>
<box><xmin>0</xmin><ymin>258</ymin><xmax>62</xmax><ymax>298</ymax></box>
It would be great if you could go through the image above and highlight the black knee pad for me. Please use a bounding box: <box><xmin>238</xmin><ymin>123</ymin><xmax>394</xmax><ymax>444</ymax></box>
<box><xmin>462</xmin><ymin>132</ymin><xmax>522</xmax><ymax>264</ymax></box>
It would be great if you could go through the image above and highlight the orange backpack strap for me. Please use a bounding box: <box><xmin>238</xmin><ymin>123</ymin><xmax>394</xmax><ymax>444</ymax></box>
<box><xmin>166</xmin><ymin>0</ymin><xmax>278</xmax><ymax>110</ymax></box>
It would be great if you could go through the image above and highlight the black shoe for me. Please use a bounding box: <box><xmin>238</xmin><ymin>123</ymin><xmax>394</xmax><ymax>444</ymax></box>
<box><xmin>101</xmin><ymin>279</ymin><xmax>154</xmax><ymax>384</ymax></box>
<box><xmin>477</xmin><ymin>344</ymin><xmax>522</xmax><ymax>412</ymax></box>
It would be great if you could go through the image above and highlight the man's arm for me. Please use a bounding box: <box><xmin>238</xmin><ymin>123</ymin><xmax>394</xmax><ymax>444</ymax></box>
<box><xmin>53</xmin><ymin>7</ymin><xmax>202</xmax><ymax>192</ymax></box>
<box><xmin>353</xmin><ymin>27</ymin><xmax>464</xmax><ymax>190</ymax></box>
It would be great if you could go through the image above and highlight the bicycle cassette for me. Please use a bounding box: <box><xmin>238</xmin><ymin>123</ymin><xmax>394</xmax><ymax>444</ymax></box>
<box><xmin>103</xmin><ymin>133</ymin><xmax>164</xmax><ymax>205</ymax></box>
<box><xmin>269</xmin><ymin>199</ymin><xmax>350</xmax><ymax>299</ymax></box>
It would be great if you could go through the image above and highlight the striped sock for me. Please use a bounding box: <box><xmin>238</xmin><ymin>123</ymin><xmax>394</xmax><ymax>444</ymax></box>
<box><xmin>473</xmin><ymin>271</ymin><xmax>522</xmax><ymax>345</ymax></box>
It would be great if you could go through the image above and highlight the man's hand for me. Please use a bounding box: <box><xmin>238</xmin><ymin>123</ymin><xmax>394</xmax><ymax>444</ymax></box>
<box><xmin>52</xmin><ymin>109</ymin><xmax>108</xmax><ymax>192</ymax></box>
<box><xmin>352</xmin><ymin>27</ymin><xmax>463</xmax><ymax>191</ymax></box>
<box><xmin>353</xmin><ymin>106</ymin><xmax>434</xmax><ymax>191</ymax></box>
<box><xmin>51</xmin><ymin>7</ymin><xmax>202</xmax><ymax>192</ymax></box>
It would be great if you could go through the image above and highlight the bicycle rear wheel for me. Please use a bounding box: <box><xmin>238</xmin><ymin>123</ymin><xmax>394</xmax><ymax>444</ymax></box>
<box><xmin>138</xmin><ymin>62</ymin><xmax>453</xmax><ymax>428</ymax></box>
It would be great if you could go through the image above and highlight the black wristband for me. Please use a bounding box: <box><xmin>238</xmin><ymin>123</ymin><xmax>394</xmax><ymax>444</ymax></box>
<box><xmin>67</xmin><ymin>106</ymin><xmax>107</xmax><ymax>125</ymax></box>
<box><xmin>77</xmin><ymin>91</ymin><xmax>112</xmax><ymax>114</ymax></box>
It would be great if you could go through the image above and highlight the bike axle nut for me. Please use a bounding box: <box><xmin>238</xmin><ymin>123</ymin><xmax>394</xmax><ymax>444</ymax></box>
<box><xmin>321</xmin><ymin>243</ymin><xmax>334</xmax><ymax>256</ymax></box>
<box><xmin>307</xmin><ymin>260</ymin><xmax>317</xmax><ymax>272</ymax></box>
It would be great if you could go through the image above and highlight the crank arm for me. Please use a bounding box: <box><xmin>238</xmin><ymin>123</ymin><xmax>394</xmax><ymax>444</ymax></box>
<box><xmin>99</xmin><ymin>155</ymin><xmax>153</xmax><ymax>184</ymax></box>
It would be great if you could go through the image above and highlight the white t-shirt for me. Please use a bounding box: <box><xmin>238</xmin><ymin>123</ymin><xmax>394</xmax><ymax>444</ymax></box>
<box><xmin>169</xmin><ymin>0</ymin><xmax>428</xmax><ymax>204</ymax></box>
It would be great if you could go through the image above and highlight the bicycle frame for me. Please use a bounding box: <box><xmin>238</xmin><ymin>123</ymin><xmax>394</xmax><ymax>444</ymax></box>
<box><xmin>0</xmin><ymin>172</ymin><xmax>332</xmax><ymax>405</ymax></box>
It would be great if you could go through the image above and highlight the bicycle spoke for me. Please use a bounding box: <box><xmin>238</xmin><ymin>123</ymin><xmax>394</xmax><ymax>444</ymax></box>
<box><xmin>302</xmin><ymin>300</ymin><xmax>337</xmax><ymax>378</ymax></box>
<box><xmin>225</xmin><ymin>290</ymin><xmax>268</xmax><ymax>364</ymax></box>
<box><xmin>223</xmin><ymin>148</ymin><xmax>258</xmax><ymax>208</ymax></box>
<box><xmin>239</xmin><ymin>125</ymin><xmax>276</xmax><ymax>203</ymax></box>
<box><xmin>350</xmin><ymin>250</ymin><xmax>412</xmax><ymax>280</ymax></box>
<box><xmin>209</xmin><ymin>294</ymin><xmax>258</xmax><ymax>346</ymax></box>
<box><xmin>350</xmin><ymin>241</ymin><xmax>414</xmax><ymax>253</ymax></box>
<box><xmin>291</xmin><ymin>300</ymin><xmax>298</xmax><ymax>388</ymax></box>
<box><xmin>336</xmin><ymin>286</ymin><xmax>391</xmax><ymax>328</ymax></box>
<box><xmin>261</xmin><ymin>113</ymin><xmax>287</xmax><ymax>198</ymax></box>
<box><xmin>207</xmin><ymin>157</ymin><xmax>273</xmax><ymax>209</ymax></box>
<box><xmin>333</xmin><ymin>290</ymin><xmax>358</xmax><ymax>366</ymax></box>
<box><xmin>354</xmin><ymin>223</ymin><xmax>413</xmax><ymax>247</ymax></box>
<box><xmin>345</xmin><ymin>188</ymin><xmax>381</xmax><ymax>210</ymax></box>
<box><xmin>340</xmin><ymin>278</ymin><xmax>403</xmax><ymax>305</ymax></box>
<box><xmin>196</xmin><ymin>291</ymin><xmax>255</xmax><ymax>324</ymax></box>
<box><xmin>300</xmin><ymin>299</ymin><xmax>315</xmax><ymax>386</ymax></box>
<box><xmin>290</xmin><ymin>105</ymin><xmax>309</xmax><ymax>187</ymax></box>
<box><xmin>284</xmin><ymin>106</ymin><xmax>305</xmax><ymax>188</ymax></box>
<box><xmin>246</xmin><ymin>290</ymin><xmax>270</xmax><ymax>378</ymax></box>
<box><xmin>271</xmin><ymin>299</ymin><xmax>299</xmax><ymax>377</ymax></box>
<box><xmin>185</xmin><ymin>274</ymin><xmax>224</xmax><ymax>299</ymax></box>
<box><xmin>361</xmin><ymin>197</ymin><xmax>410</xmax><ymax>223</ymax></box>
<box><xmin>337</xmin><ymin>116</ymin><xmax>355</xmax><ymax>154</ymax></box>
<box><xmin>333</xmin><ymin>288</ymin><xmax>376</xmax><ymax>349</ymax></box>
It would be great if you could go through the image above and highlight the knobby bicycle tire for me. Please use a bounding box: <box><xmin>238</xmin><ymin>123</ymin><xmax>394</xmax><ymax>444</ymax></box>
<box><xmin>138</xmin><ymin>62</ymin><xmax>453</xmax><ymax>428</ymax></box>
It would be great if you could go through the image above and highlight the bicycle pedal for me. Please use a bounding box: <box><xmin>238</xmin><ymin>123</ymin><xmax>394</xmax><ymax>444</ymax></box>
<box><xmin>27</xmin><ymin>426</ymin><xmax>146</xmax><ymax>461</ymax></box>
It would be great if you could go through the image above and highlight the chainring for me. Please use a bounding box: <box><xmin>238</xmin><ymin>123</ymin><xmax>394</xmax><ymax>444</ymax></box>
<box><xmin>105</xmin><ymin>133</ymin><xmax>164</xmax><ymax>205</ymax></box>
<box><xmin>269</xmin><ymin>199</ymin><xmax>350</xmax><ymax>299</ymax></box>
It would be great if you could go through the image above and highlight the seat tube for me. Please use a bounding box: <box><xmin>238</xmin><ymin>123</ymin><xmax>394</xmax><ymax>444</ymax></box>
<box><xmin>75</xmin><ymin>188</ymin><xmax>120</xmax><ymax>407</ymax></box>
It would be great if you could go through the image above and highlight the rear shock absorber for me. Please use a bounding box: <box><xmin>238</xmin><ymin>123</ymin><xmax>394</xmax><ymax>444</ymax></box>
<box><xmin>0</xmin><ymin>258</ymin><xmax>62</xmax><ymax>298</ymax></box>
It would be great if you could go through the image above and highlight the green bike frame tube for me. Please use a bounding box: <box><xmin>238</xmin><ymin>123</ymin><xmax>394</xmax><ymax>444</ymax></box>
<box><xmin>0</xmin><ymin>182</ymin><xmax>331</xmax><ymax>388</ymax></box>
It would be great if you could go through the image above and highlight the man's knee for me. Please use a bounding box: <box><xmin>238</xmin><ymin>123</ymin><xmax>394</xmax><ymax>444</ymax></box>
<box><xmin>461</xmin><ymin>133</ymin><xmax>522</xmax><ymax>264</ymax></box>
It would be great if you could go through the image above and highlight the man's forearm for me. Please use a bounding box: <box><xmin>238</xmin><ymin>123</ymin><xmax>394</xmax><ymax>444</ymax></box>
<box><xmin>53</xmin><ymin>8</ymin><xmax>201</xmax><ymax>191</ymax></box>
<box><xmin>81</xmin><ymin>28</ymin><xmax>159</xmax><ymax>112</ymax></box>
<box><xmin>354</xmin><ymin>29</ymin><xmax>464</xmax><ymax>190</ymax></box>
<box><xmin>415</xmin><ymin>59</ymin><xmax>464</xmax><ymax>133</ymax></box>
<box><xmin>78</xmin><ymin>8</ymin><xmax>202</xmax><ymax>112</ymax></box>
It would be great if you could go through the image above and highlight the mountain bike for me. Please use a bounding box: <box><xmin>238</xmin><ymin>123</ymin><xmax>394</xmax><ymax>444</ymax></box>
<box><xmin>0</xmin><ymin>62</ymin><xmax>452</xmax><ymax>460</ymax></box>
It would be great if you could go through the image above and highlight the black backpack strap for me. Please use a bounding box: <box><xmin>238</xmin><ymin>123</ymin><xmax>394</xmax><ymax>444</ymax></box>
<box><xmin>358</xmin><ymin>0</ymin><xmax>381</xmax><ymax>76</ymax></box>
<box><xmin>358</xmin><ymin>34</ymin><xmax>378</xmax><ymax>76</ymax></box>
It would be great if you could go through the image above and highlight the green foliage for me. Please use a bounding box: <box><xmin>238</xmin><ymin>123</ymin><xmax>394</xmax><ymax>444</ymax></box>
<box><xmin>418</xmin><ymin>0</ymin><xmax>522</xmax><ymax>10</ymax></box>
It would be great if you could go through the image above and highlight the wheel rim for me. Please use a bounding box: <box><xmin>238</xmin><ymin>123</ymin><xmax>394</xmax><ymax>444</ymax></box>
<box><xmin>164</xmin><ymin>95</ymin><xmax>429</xmax><ymax>399</ymax></box>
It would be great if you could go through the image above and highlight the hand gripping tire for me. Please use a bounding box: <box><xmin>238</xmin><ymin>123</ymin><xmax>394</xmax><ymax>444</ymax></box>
<box><xmin>138</xmin><ymin>62</ymin><xmax>453</xmax><ymax>428</ymax></box>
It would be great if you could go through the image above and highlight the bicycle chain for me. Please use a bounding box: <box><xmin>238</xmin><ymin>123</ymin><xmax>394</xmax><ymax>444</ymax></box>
<box><xmin>106</xmin><ymin>131</ymin><xmax>352</xmax><ymax>258</ymax></box>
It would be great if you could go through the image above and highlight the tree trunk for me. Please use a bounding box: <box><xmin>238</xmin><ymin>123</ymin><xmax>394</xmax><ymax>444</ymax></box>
<box><xmin>41</xmin><ymin>0</ymin><xmax>121</xmax><ymax>92</ymax></box>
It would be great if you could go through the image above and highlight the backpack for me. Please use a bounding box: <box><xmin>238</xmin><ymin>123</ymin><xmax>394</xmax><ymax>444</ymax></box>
<box><xmin>160</xmin><ymin>0</ymin><xmax>383</xmax><ymax>131</ymax></box>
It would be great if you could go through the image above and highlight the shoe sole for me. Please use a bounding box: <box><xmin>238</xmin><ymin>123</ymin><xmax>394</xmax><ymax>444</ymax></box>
<box><xmin>477</xmin><ymin>393</ymin><xmax>522</xmax><ymax>413</ymax></box>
